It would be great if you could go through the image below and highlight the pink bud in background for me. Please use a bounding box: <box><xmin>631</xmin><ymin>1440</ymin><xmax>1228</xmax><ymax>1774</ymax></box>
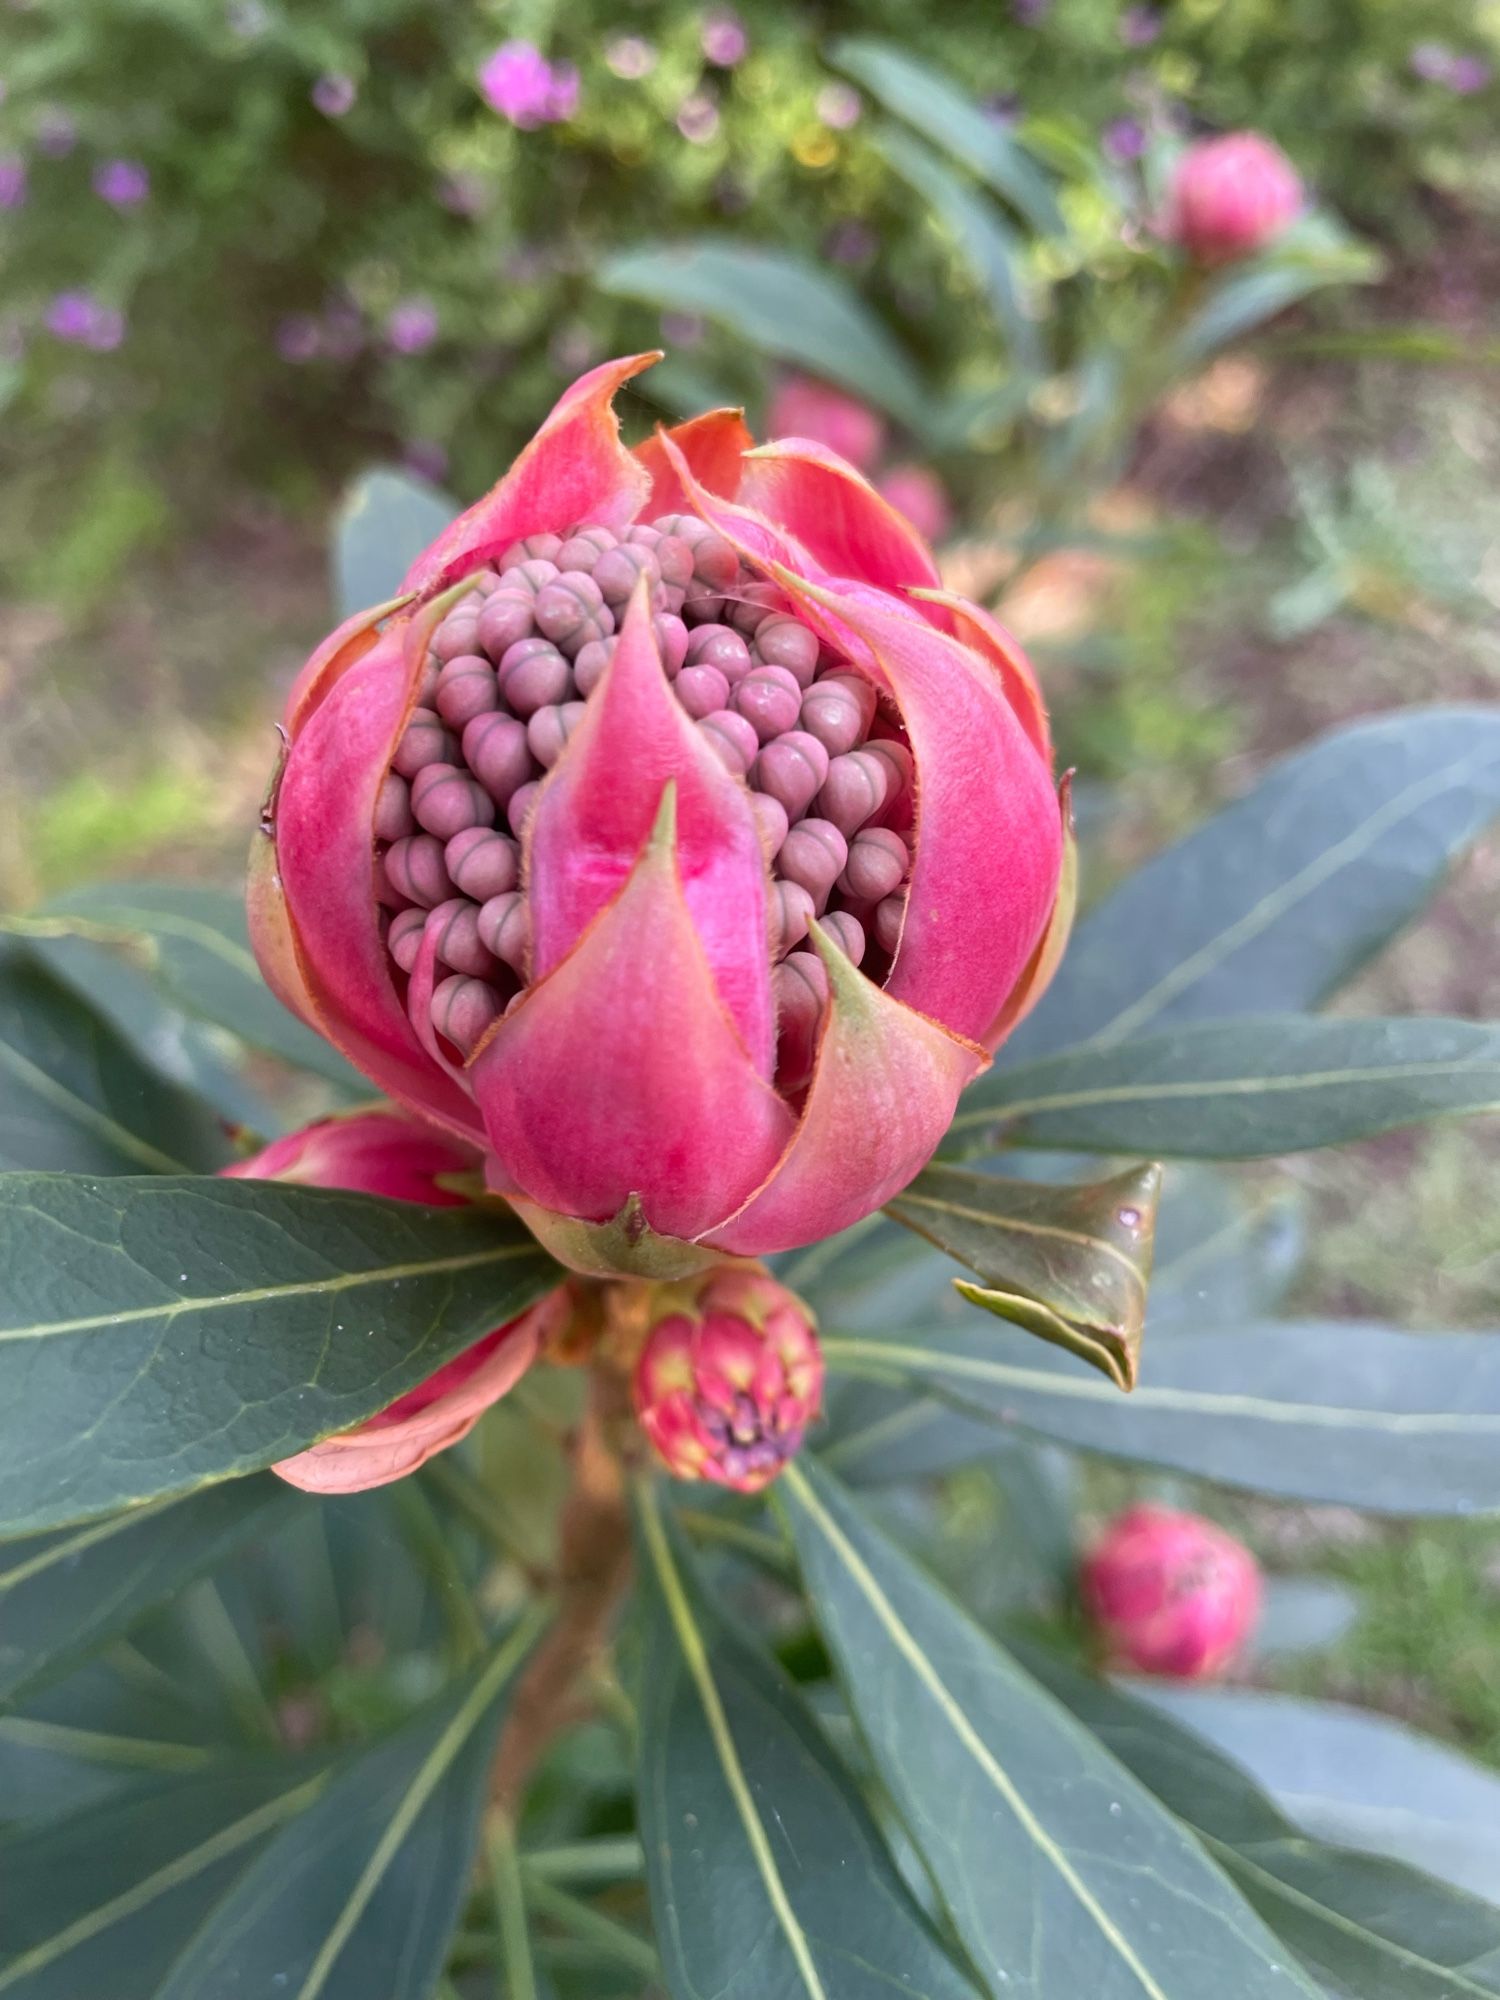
<box><xmin>93</xmin><ymin>158</ymin><xmax>150</xmax><ymax>207</ymax></box>
<box><xmin>222</xmin><ymin>1109</ymin><xmax>565</xmax><ymax>1492</ymax></box>
<box><xmin>875</xmin><ymin>464</ymin><xmax>954</xmax><ymax>543</ymax></box>
<box><xmin>311</xmin><ymin>73</ymin><xmax>357</xmax><ymax>117</ymax></box>
<box><xmin>387</xmin><ymin>296</ymin><xmax>439</xmax><ymax>355</ymax></box>
<box><xmin>767</xmin><ymin>373</ymin><xmax>886</xmax><ymax>472</ymax></box>
<box><xmin>479</xmin><ymin>41</ymin><xmax>577</xmax><ymax>128</ymax></box>
<box><xmin>1081</xmin><ymin>1504</ymin><xmax>1261</xmax><ymax>1679</ymax></box>
<box><xmin>1164</xmin><ymin>132</ymin><xmax>1303</xmax><ymax>266</ymax></box>
<box><xmin>632</xmin><ymin>1267</ymin><xmax>822</xmax><ymax>1492</ymax></box>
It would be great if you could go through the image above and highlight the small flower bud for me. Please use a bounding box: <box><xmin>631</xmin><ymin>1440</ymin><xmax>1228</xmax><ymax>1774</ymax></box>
<box><xmin>685</xmin><ymin>622</ymin><xmax>753</xmax><ymax>682</ymax></box>
<box><xmin>527</xmin><ymin>698</ymin><xmax>587</xmax><ymax>769</ymax></box>
<box><xmin>1165</xmin><ymin>132</ymin><xmax>1303</xmax><ymax>267</ymax></box>
<box><xmin>462</xmin><ymin>711</ymin><xmax>533</xmax><ymax>806</ymax></box>
<box><xmin>507</xmin><ymin>779</ymin><xmax>540</xmax><ymax>837</ymax></box>
<box><xmin>424</xmin><ymin>898</ymin><xmax>496</xmax><ymax>979</ymax></box>
<box><xmin>435</xmin><ymin>654</ymin><xmax>501</xmax><ymax>728</ymax></box>
<box><xmin>731</xmin><ymin>663</ymin><xmax>803</xmax><ymax>742</ymax></box>
<box><xmin>477</xmin><ymin>590</ymin><xmax>537</xmax><ymax>660</ymax></box>
<box><xmin>393</xmin><ymin>708</ymin><xmax>458</xmax><ymax>778</ymax></box>
<box><xmin>754</xmin><ymin>729</ymin><xmax>830</xmax><ymax>820</ymax></box>
<box><xmin>1081</xmin><ymin>1504</ymin><xmax>1261</xmax><ymax>1679</ymax></box>
<box><xmin>431</xmin><ymin>606</ymin><xmax>482</xmax><ymax>663</ymax></box>
<box><xmin>387</xmin><ymin>906</ymin><xmax>427</xmax><ymax>972</ymax></box>
<box><xmin>593</xmin><ymin>542</ymin><xmax>660</xmax><ymax>604</ymax></box>
<box><xmin>556</xmin><ymin>525</ymin><xmax>618</xmax><ymax>572</ymax></box>
<box><xmin>726</xmin><ymin>580</ymin><xmax>785</xmax><ymax>637</ymax></box>
<box><xmin>754</xmin><ymin>615</ymin><xmax>820</xmax><ymax>687</ymax></box>
<box><xmin>750</xmin><ymin>789</ymin><xmax>789</xmax><ymax>860</ymax></box>
<box><xmin>839</xmin><ymin>825</ymin><xmax>908</xmax><ymax>904</ymax></box>
<box><xmin>477</xmin><ymin>890</ymin><xmax>530</xmax><ymax>972</ymax></box>
<box><xmin>445</xmin><ymin>826</ymin><xmax>520</xmax><ymax>901</ymax></box>
<box><xmin>820</xmin><ymin>910</ymin><xmax>866</xmax><ymax>965</ymax></box>
<box><xmin>499</xmin><ymin>534</ymin><xmax>563</xmax><ymax>570</ymax></box>
<box><xmin>632</xmin><ymin>1266</ymin><xmax>823</xmax><ymax>1493</ymax></box>
<box><xmin>653</xmin><ymin>533</ymin><xmax>696</xmax><ymax>589</ymax></box>
<box><xmin>772</xmin><ymin>948</ymin><xmax>828</xmax><ymax>1090</ymax></box>
<box><xmin>497</xmin><ymin>636</ymin><xmax>572</xmax><ymax>716</ymax></box>
<box><xmin>778</xmin><ymin>817</ymin><xmax>848</xmax><ymax>907</ymax></box>
<box><xmin>384</xmin><ymin>834</ymin><xmax>455</xmax><ymax>908</ymax></box>
<box><xmin>573</xmin><ymin>636</ymin><xmax>616</xmax><ymax>697</ymax></box>
<box><xmin>698</xmin><ymin>709</ymin><xmax>760</xmax><ymax>775</ymax></box>
<box><xmin>675</xmin><ymin>663</ymin><xmax>730</xmax><ymax>720</ymax></box>
<box><xmin>373</xmin><ymin>772</ymin><xmax>415</xmax><ymax>843</ymax></box>
<box><xmin>872</xmin><ymin>889</ymin><xmax>907</xmax><ymax>956</ymax></box>
<box><xmin>535</xmin><ymin>571</ymin><xmax>612</xmax><ymax>651</ymax></box>
<box><xmin>768</xmin><ymin>877</ymin><xmax>815</xmax><ymax>957</ymax></box>
<box><xmin>817</xmin><ymin>748</ymin><xmax>889</xmax><ymax>835</ymax></box>
<box><xmin>653</xmin><ymin>612</ymin><xmax>690</xmax><ymax>675</ymax></box>
<box><xmin>411</xmin><ymin>763</ymin><xmax>495</xmax><ymax>839</ymax></box>
<box><xmin>430</xmin><ymin>973</ymin><xmax>502</xmax><ymax>1056</ymax></box>
<box><xmin>801</xmin><ymin>671</ymin><xmax>877</xmax><ymax>756</ymax></box>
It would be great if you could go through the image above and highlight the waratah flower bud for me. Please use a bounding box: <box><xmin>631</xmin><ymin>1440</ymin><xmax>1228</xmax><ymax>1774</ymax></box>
<box><xmin>1164</xmin><ymin>132</ymin><xmax>1303</xmax><ymax>266</ymax></box>
<box><xmin>1081</xmin><ymin>1504</ymin><xmax>1262</xmax><ymax>1679</ymax></box>
<box><xmin>222</xmin><ymin>1110</ymin><xmax>566</xmax><ymax>1492</ymax></box>
<box><xmin>252</xmin><ymin>355</ymin><xmax>1068</xmax><ymax>1280</ymax></box>
<box><xmin>632</xmin><ymin>1266</ymin><xmax>823</xmax><ymax>1492</ymax></box>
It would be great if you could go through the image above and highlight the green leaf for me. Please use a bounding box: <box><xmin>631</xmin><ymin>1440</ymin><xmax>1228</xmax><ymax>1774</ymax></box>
<box><xmin>951</xmin><ymin>1016</ymin><xmax>1500</xmax><ymax>1159</ymax></box>
<box><xmin>820</xmin><ymin>1317</ymin><xmax>1500</xmax><ymax>1513</ymax></box>
<box><xmin>12</xmin><ymin>881</ymin><xmax>364</xmax><ymax>1093</ymax></box>
<box><xmin>634</xmin><ymin>1481</ymin><xmax>980</xmax><ymax>2000</ymax></box>
<box><xmin>0</xmin><ymin>1478</ymin><xmax>296</xmax><ymax>1707</ymax></box>
<box><xmin>1173</xmin><ymin>217</ymin><xmax>1382</xmax><ymax>367</ymax></box>
<box><xmin>1015</xmin><ymin>1642</ymin><xmax>1500</xmax><ymax>1999</ymax></box>
<box><xmin>333</xmin><ymin>467</ymin><xmax>460</xmax><ymax>622</ymax></box>
<box><xmin>887</xmin><ymin>1160</ymin><xmax>1161</xmax><ymax>1389</ymax></box>
<box><xmin>598</xmin><ymin>240</ymin><xmax>930</xmax><ymax>429</ymax></box>
<box><xmin>1147</xmin><ymin>1168</ymin><xmax>1303</xmax><ymax>1335</ymax></box>
<box><xmin>1005</xmin><ymin>706</ymin><xmax>1500</xmax><ymax>1064</ymax></box>
<box><xmin>0</xmin><ymin>953</ymin><xmax>232</xmax><ymax>1176</ymax></box>
<box><xmin>0</xmin><ymin>1174</ymin><xmax>564</xmax><ymax>1533</ymax></box>
<box><xmin>6</xmin><ymin>933</ymin><xmax>279</xmax><ymax>1134</ymax></box>
<box><xmin>0</xmin><ymin>1616</ymin><xmax>542</xmax><ymax>2000</ymax></box>
<box><xmin>833</xmin><ymin>38</ymin><xmax>1063</xmax><ymax>237</ymax></box>
<box><xmin>153</xmin><ymin>1615</ymin><xmax>543</xmax><ymax>2000</ymax></box>
<box><xmin>1136</xmin><ymin>1687</ymin><xmax>1500</xmax><ymax>1908</ymax></box>
<box><xmin>875</xmin><ymin>129</ymin><xmax>1046</xmax><ymax>375</ymax></box>
<box><xmin>779</xmin><ymin>1461</ymin><xmax>1319</xmax><ymax>1999</ymax></box>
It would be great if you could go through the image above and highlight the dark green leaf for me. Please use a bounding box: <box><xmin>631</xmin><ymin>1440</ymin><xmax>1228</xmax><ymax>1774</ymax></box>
<box><xmin>333</xmin><ymin>467</ymin><xmax>459</xmax><ymax>621</ymax></box>
<box><xmin>6</xmin><ymin>933</ymin><xmax>278</xmax><ymax>1133</ymax></box>
<box><xmin>1005</xmin><ymin>707</ymin><xmax>1500</xmax><ymax>1064</ymax></box>
<box><xmin>952</xmin><ymin>1016</ymin><xmax>1500</xmax><ymax>1160</ymax></box>
<box><xmin>634</xmin><ymin>1481</ymin><xmax>980</xmax><ymax>2000</ymax></box>
<box><xmin>888</xmin><ymin>1160</ymin><xmax>1161</xmax><ymax>1389</ymax></box>
<box><xmin>821</xmin><ymin>1317</ymin><xmax>1500</xmax><ymax>1513</ymax></box>
<box><xmin>1016</xmin><ymin>1642</ymin><xmax>1500</xmax><ymax>1999</ymax></box>
<box><xmin>0</xmin><ymin>1477</ymin><xmax>296</xmax><ymax>1707</ymax></box>
<box><xmin>153</xmin><ymin>1615</ymin><xmax>543</xmax><ymax>2000</ymax></box>
<box><xmin>780</xmin><ymin>1461</ymin><xmax>1319</xmax><ymax>1999</ymax></box>
<box><xmin>833</xmin><ymin>38</ymin><xmax>1063</xmax><ymax>236</ymax></box>
<box><xmin>0</xmin><ymin>1616</ymin><xmax>541</xmax><ymax>2000</ymax></box>
<box><xmin>0</xmin><ymin>954</ymin><xmax>232</xmax><ymax>1176</ymax></box>
<box><xmin>875</xmin><ymin>129</ymin><xmax>1045</xmax><ymax>374</ymax></box>
<box><xmin>598</xmin><ymin>240</ymin><xmax>930</xmax><ymax>428</ymax></box>
<box><xmin>1135</xmin><ymin>1686</ymin><xmax>1500</xmax><ymax>1909</ymax></box>
<box><xmin>15</xmin><ymin>882</ymin><xmax>363</xmax><ymax>1093</ymax></box>
<box><xmin>0</xmin><ymin>1174</ymin><xmax>564</xmax><ymax>1533</ymax></box>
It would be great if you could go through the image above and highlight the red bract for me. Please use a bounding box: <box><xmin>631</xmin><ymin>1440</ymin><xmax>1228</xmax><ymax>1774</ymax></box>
<box><xmin>632</xmin><ymin>1266</ymin><xmax>822</xmax><ymax>1492</ymax></box>
<box><xmin>1165</xmin><ymin>132</ymin><xmax>1303</xmax><ymax>266</ymax></box>
<box><xmin>251</xmin><ymin>355</ymin><xmax>1068</xmax><ymax>1277</ymax></box>
<box><xmin>222</xmin><ymin>1109</ymin><xmax>563</xmax><ymax>1492</ymax></box>
<box><xmin>1081</xmin><ymin>1504</ymin><xmax>1262</xmax><ymax>1680</ymax></box>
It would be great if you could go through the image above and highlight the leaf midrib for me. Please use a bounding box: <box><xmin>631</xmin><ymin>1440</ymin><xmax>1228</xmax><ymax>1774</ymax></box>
<box><xmin>0</xmin><ymin>1031</ymin><xmax>189</xmax><ymax>1174</ymax></box>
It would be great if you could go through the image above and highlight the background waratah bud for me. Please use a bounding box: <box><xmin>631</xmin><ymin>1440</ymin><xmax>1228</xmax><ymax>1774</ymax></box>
<box><xmin>1080</xmin><ymin>1503</ymin><xmax>1262</xmax><ymax>1679</ymax></box>
<box><xmin>631</xmin><ymin>1267</ymin><xmax>823</xmax><ymax>1493</ymax></box>
<box><xmin>767</xmin><ymin>372</ymin><xmax>887</xmax><ymax>472</ymax></box>
<box><xmin>1165</xmin><ymin>132</ymin><xmax>1303</xmax><ymax>265</ymax></box>
<box><xmin>221</xmin><ymin>1110</ymin><xmax>564</xmax><ymax>1493</ymax></box>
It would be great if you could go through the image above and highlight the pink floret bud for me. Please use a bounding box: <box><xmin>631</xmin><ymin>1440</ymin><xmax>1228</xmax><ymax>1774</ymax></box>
<box><xmin>1081</xmin><ymin>1503</ymin><xmax>1261</xmax><ymax>1679</ymax></box>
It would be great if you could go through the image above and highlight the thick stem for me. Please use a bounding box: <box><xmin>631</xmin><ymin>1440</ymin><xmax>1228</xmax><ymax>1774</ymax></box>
<box><xmin>488</xmin><ymin>1364</ymin><xmax>636</xmax><ymax>1815</ymax></box>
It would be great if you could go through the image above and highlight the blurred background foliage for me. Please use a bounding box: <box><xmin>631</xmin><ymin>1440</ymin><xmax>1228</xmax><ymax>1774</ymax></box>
<box><xmin>3</xmin><ymin>0</ymin><xmax>1500</xmax><ymax>1781</ymax></box>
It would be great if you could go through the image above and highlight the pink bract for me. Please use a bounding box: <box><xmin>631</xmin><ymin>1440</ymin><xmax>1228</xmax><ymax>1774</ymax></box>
<box><xmin>1080</xmin><ymin>1503</ymin><xmax>1262</xmax><ymax>1679</ymax></box>
<box><xmin>222</xmin><ymin>1109</ymin><xmax>562</xmax><ymax>1491</ymax></box>
<box><xmin>1164</xmin><ymin>132</ymin><xmax>1303</xmax><ymax>266</ymax></box>
<box><xmin>251</xmin><ymin>355</ymin><xmax>1067</xmax><ymax>1277</ymax></box>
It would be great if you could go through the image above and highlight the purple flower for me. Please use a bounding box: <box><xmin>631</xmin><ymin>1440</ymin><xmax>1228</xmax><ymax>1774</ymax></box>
<box><xmin>479</xmin><ymin>41</ymin><xmax>576</xmax><ymax>129</ymax></box>
<box><xmin>1103</xmin><ymin>116</ymin><xmax>1147</xmax><ymax>161</ymax></box>
<box><xmin>402</xmin><ymin>439</ymin><xmax>449</xmax><ymax>484</ymax></box>
<box><xmin>1410</xmin><ymin>42</ymin><xmax>1491</xmax><ymax>92</ymax></box>
<box><xmin>386</xmin><ymin>296</ymin><xmax>438</xmax><ymax>355</ymax></box>
<box><xmin>1446</xmin><ymin>54</ymin><xmax>1493</xmax><ymax>94</ymax></box>
<box><xmin>93</xmin><ymin>158</ymin><xmax>150</xmax><ymax>207</ymax></box>
<box><xmin>0</xmin><ymin>153</ymin><xmax>26</xmax><ymax>211</ymax></box>
<box><xmin>35</xmin><ymin>109</ymin><xmax>76</xmax><ymax>159</ymax></box>
<box><xmin>815</xmin><ymin>83</ymin><xmax>862</xmax><ymax>131</ymax></box>
<box><xmin>605</xmin><ymin>35</ymin><xmax>656</xmax><ymax>80</ymax></box>
<box><xmin>274</xmin><ymin>313</ymin><xmax>322</xmax><ymax>363</ymax></box>
<box><xmin>46</xmin><ymin>290</ymin><xmax>124</xmax><ymax>350</ymax></box>
<box><xmin>676</xmin><ymin>91</ymin><xmax>720</xmax><ymax>143</ymax></box>
<box><xmin>1119</xmin><ymin>6</ymin><xmax>1161</xmax><ymax>46</ymax></box>
<box><xmin>701</xmin><ymin>9</ymin><xmax>747</xmax><ymax>66</ymax></box>
<box><xmin>311</xmin><ymin>72</ymin><xmax>357</xmax><ymax>117</ymax></box>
